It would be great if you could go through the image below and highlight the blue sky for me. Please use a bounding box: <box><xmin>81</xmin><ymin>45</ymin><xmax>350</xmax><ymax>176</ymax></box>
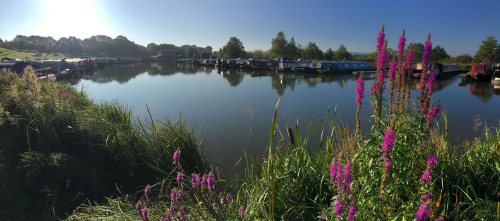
<box><xmin>1</xmin><ymin>0</ymin><xmax>499</xmax><ymax>56</ymax></box>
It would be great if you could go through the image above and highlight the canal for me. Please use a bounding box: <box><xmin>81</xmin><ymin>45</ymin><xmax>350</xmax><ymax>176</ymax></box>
<box><xmin>71</xmin><ymin>62</ymin><xmax>500</xmax><ymax>172</ymax></box>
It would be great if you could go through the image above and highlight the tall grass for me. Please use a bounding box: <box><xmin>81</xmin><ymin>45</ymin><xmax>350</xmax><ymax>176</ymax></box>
<box><xmin>0</xmin><ymin>67</ymin><xmax>208</xmax><ymax>220</ymax></box>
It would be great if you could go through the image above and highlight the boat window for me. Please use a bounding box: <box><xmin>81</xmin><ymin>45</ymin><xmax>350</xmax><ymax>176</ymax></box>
<box><xmin>267</xmin><ymin>62</ymin><xmax>271</xmax><ymax>66</ymax></box>
<box><xmin>475</xmin><ymin>65</ymin><xmax>482</xmax><ymax>71</ymax></box>
<box><xmin>360</xmin><ymin>64</ymin><xmax>365</xmax><ymax>67</ymax></box>
<box><xmin>345</xmin><ymin>64</ymin><xmax>348</xmax><ymax>67</ymax></box>
<box><xmin>353</xmin><ymin>64</ymin><xmax>358</xmax><ymax>68</ymax></box>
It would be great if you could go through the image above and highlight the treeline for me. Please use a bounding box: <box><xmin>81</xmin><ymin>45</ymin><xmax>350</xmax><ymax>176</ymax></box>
<box><xmin>146</xmin><ymin>43</ymin><xmax>214</xmax><ymax>59</ymax></box>
<box><xmin>2</xmin><ymin>33</ymin><xmax>498</xmax><ymax>62</ymax></box>
<box><xmin>0</xmin><ymin>35</ymin><xmax>148</xmax><ymax>57</ymax></box>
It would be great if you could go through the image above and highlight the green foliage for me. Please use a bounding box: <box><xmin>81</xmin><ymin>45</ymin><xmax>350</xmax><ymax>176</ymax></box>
<box><xmin>270</xmin><ymin>31</ymin><xmax>288</xmax><ymax>58</ymax></box>
<box><xmin>458</xmin><ymin>54</ymin><xmax>473</xmax><ymax>63</ymax></box>
<box><xmin>222</xmin><ymin>37</ymin><xmax>245</xmax><ymax>59</ymax></box>
<box><xmin>325</xmin><ymin>47</ymin><xmax>334</xmax><ymax>61</ymax></box>
<box><xmin>185</xmin><ymin>46</ymin><xmax>200</xmax><ymax>58</ymax></box>
<box><xmin>253</xmin><ymin>49</ymin><xmax>265</xmax><ymax>59</ymax></box>
<box><xmin>335</xmin><ymin>44</ymin><xmax>353</xmax><ymax>61</ymax></box>
<box><xmin>431</xmin><ymin>45</ymin><xmax>450</xmax><ymax>62</ymax></box>
<box><xmin>302</xmin><ymin>42</ymin><xmax>324</xmax><ymax>61</ymax></box>
<box><xmin>0</xmin><ymin>68</ymin><xmax>209</xmax><ymax>219</ymax></box>
<box><xmin>286</xmin><ymin>37</ymin><xmax>299</xmax><ymax>59</ymax></box>
<box><xmin>1</xmin><ymin>34</ymin><xmax>147</xmax><ymax>57</ymax></box>
<box><xmin>473</xmin><ymin>35</ymin><xmax>500</xmax><ymax>62</ymax></box>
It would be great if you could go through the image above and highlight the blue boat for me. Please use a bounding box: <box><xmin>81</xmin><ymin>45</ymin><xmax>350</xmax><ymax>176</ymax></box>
<box><xmin>292</xmin><ymin>61</ymin><xmax>375</xmax><ymax>73</ymax></box>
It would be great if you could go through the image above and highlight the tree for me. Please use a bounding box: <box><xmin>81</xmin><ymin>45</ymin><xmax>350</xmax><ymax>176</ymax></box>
<box><xmin>325</xmin><ymin>47</ymin><xmax>334</xmax><ymax>61</ymax></box>
<box><xmin>253</xmin><ymin>49</ymin><xmax>265</xmax><ymax>59</ymax></box>
<box><xmin>222</xmin><ymin>37</ymin><xmax>245</xmax><ymax>59</ymax></box>
<box><xmin>430</xmin><ymin>45</ymin><xmax>450</xmax><ymax>62</ymax></box>
<box><xmin>0</xmin><ymin>38</ymin><xmax>3</xmax><ymax>44</ymax></box>
<box><xmin>302</xmin><ymin>42</ymin><xmax>323</xmax><ymax>61</ymax></box>
<box><xmin>474</xmin><ymin>35</ymin><xmax>499</xmax><ymax>62</ymax></box>
<box><xmin>406</xmin><ymin>42</ymin><xmax>424</xmax><ymax>62</ymax></box>
<box><xmin>458</xmin><ymin>54</ymin><xmax>473</xmax><ymax>63</ymax></box>
<box><xmin>335</xmin><ymin>44</ymin><xmax>353</xmax><ymax>61</ymax></box>
<box><xmin>185</xmin><ymin>47</ymin><xmax>199</xmax><ymax>58</ymax></box>
<box><xmin>270</xmin><ymin>31</ymin><xmax>288</xmax><ymax>58</ymax></box>
<box><xmin>286</xmin><ymin>37</ymin><xmax>299</xmax><ymax>59</ymax></box>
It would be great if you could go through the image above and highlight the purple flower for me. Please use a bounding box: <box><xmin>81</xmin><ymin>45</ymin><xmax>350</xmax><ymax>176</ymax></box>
<box><xmin>415</xmin><ymin>203</ymin><xmax>430</xmax><ymax>221</ymax></box>
<box><xmin>202</xmin><ymin>174</ymin><xmax>208</xmax><ymax>186</ymax></box>
<box><xmin>406</xmin><ymin>49</ymin><xmax>414</xmax><ymax>72</ymax></box>
<box><xmin>397</xmin><ymin>34</ymin><xmax>407</xmax><ymax>72</ymax></box>
<box><xmin>355</xmin><ymin>77</ymin><xmax>365</xmax><ymax>103</ymax></box>
<box><xmin>321</xmin><ymin>209</ymin><xmax>326</xmax><ymax>220</ymax></box>
<box><xmin>226</xmin><ymin>193</ymin><xmax>232</xmax><ymax>203</ymax></box>
<box><xmin>136</xmin><ymin>201</ymin><xmax>142</xmax><ymax>214</ymax></box>
<box><xmin>207</xmin><ymin>171</ymin><xmax>215</xmax><ymax>192</ymax></box>
<box><xmin>350</xmin><ymin>133</ymin><xmax>354</xmax><ymax>138</ymax></box>
<box><xmin>381</xmin><ymin>127</ymin><xmax>396</xmax><ymax>174</ymax></box>
<box><xmin>334</xmin><ymin>199</ymin><xmax>344</xmax><ymax>218</ymax></box>
<box><xmin>347</xmin><ymin>201</ymin><xmax>358</xmax><ymax>221</ymax></box>
<box><xmin>389</xmin><ymin>60</ymin><xmax>397</xmax><ymax>80</ymax></box>
<box><xmin>141</xmin><ymin>208</ymin><xmax>149</xmax><ymax>219</ymax></box>
<box><xmin>421</xmin><ymin>170</ymin><xmax>431</xmax><ymax>183</ymax></box>
<box><xmin>173</xmin><ymin>149</ymin><xmax>181</xmax><ymax>166</ymax></box>
<box><xmin>165</xmin><ymin>214</ymin><xmax>172</xmax><ymax>221</ymax></box>
<box><xmin>178</xmin><ymin>206</ymin><xmax>184</xmax><ymax>221</ymax></box>
<box><xmin>335</xmin><ymin>163</ymin><xmax>344</xmax><ymax>190</ymax></box>
<box><xmin>240</xmin><ymin>207</ymin><xmax>245</xmax><ymax>218</ymax></box>
<box><xmin>421</xmin><ymin>193</ymin><xmax>432</xmax><ymax>202</ymax></box>
<box><xmin>191</xmin><ymin>173</ymin><xmax>200</xmax><ymax>189</ymax></box>
<box><xmin>177</xmin><ymin>173</ymin><xmax>183</xmax><ymax>184</ymax></box>
<box><xmin>144</xmin><ymin>186</ymin><xmax>151</xmax><ymax>201</ymax></box>
<box><xmin>169</xmin><ymin>204</ymin><xmax>175</xmax><ymax>214</ymax></box>
<box><xmin>421</xmin><ymin>154</ymin><xmax>437</xmax><ymax>183</ymax></box>
<box><xmin>171</xmin><ymin>188</ymin><xmax>178</xmax><ymax>204</ymax></box>
<box><xmin>376</xmin><ymin>29</ymin><xmax>385</xmax><ymax>52</ymax></box>
<box><xmin>344</xmin><ymin>158</ymin><xmax>352</xmax><ymax>196</ymax></box>
<box><xmin>177</xmin><ymin>189</ymin><xmax>183</xmax><ymax>201</ymax></box>
<box><xmin>435</xmin><ymin>216</ymin><xmax>445</xmax><ymax>221</ymax></box>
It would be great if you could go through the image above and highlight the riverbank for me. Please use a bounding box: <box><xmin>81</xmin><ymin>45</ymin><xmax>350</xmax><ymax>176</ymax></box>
<box><xmin>0</xmin><ymin>67</ymin><xmax>209</xmax><ymax>220</ymax></box>
<box><xmin>1</xmin><ymin>67</ymin><xmax>499</xmax><ymax>220</ymax></box>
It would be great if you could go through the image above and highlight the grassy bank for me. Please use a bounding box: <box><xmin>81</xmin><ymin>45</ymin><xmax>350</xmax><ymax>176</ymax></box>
<box><xmin>0</xmin><ymin>67</ymin><xmax>209</xmax><ymax>220</ymax></box>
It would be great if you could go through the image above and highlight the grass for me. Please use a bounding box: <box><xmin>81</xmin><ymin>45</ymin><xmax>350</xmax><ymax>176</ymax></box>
<box><xmin>0</xmin><ymin>48</ymin><xmax>76</xmax><ymax>60</ymax></box>
<box><xmin>0</xmin><ymin>67</ymin><xmax>209</xmax><ymax>220</ymax></box>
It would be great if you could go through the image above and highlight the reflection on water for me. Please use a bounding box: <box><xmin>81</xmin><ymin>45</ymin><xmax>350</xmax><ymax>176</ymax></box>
<box><xmin>74</xmin><ymin>62</ymin><xmax>500</xmax><ymax>171</ymax></box>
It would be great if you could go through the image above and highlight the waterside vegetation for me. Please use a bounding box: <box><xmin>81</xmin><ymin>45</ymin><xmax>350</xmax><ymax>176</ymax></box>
<box><xmin>0</xmin><ymin>26</ymin><xmax>499</xmax><ymax>220</ymax></box>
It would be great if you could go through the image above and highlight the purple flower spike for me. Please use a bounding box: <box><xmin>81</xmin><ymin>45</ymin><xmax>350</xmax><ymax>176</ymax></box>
<box><xmin>334</xmin><ymin>199</ymin><xmax>344</xmax><ymax>218</ymax></box>
<box><xmin>169</xmin><ymin>204</ymin><xmax>175</xmax><ymax>214</ymax></box>
<box><xmin>240</xmin><ymin>207</ymin><xmax>245</xmax><ymax>218</ymax></box>
<box><xmin>435</xmin><ymin>216</ymin><xmax>445</xmax><ymax>221</ymax></box>
<box><xmin>173</xmin><ymin>149</ymin><xmax>181</xmax><ymax>166</ymax></box>
<box><xmin>136</xmin><ymin>201</ymin><xmax>142</xmax><ymax>215</ymax></box>
<box><xmin>415</xmin><ymin>203</ymin><xmax>430</xmax><ymax>221</ymax></box>
<box><xmin>355</xmin><ymin>77</ymin><xmax>365</xmax><ymax>103</ymax></box>
<box><xmin>226</xmin><ymin>193</ymin><xmax>232</xmax><ymax>203</ymax></box>
<box><xmin>202</xmin><ymin>174</ymin><xmax>208</xmax><ymax>186</ymax></box>
<box><xmin>171</xmin><ymin>188</ymin><xmax>178</xmax><ymax>205</ymax></box>
<box><xmin>177</xmin><ymin>173</ymin><xmax>183</xmax><ymax>184</ymax></box>
<box><xmin>321</xmin><ymin>210</ymin><xmax>326</xmax><ymax>220</ymax></box>
<box><xmin>178</xmin><ymin>206</ymin><xmax>184</xmax><ymax>221</ymax></box>
<box><xmin>347</xmin><ymin>201</ymin><xmax>358</xmax><ymax>221</ymax></box>
<box><xmin>207</xmin><ymin>171</ymin><xmax>215</xmax><ymax>192</ymax></box>
<box><xmin>406</xmin><ymin>49</ymin><xmax>414</xmax><ymax>72</ymax></box>
<box><xmin>141</xmin><ymin>208</ymin><xmax>149</xmax><ymax>219</ymax></box>
<box><xmin>165</xmin><ymin>214</ymin><xmax>172</xmax><ymax>221</ymax></box>
<box><xmin>191</xmin><ymin>173</ymin><xmax>200</xmax><ymax>189</ymax></box>
<box><xmin>144</xmin><ymin>186</ymin><xmax>151</xmax><ymax>201</ymax></box>
<box><xmin>177</xmin><ymin>189</ymin><xmax>183</xmax><ymax>201</ymax></box>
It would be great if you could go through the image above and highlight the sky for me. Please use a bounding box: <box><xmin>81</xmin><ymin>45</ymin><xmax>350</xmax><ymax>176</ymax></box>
<box><xmin>1</xmin><ymin>0</ymin><xmax>499</xmax><ymax>57</ymax></box>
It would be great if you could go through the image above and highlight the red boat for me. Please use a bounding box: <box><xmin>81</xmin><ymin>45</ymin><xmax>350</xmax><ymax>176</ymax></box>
<box><xmin>469</xmin><ymin>59</ymin><xmax>493</xmax><ymax>81</ymax></box>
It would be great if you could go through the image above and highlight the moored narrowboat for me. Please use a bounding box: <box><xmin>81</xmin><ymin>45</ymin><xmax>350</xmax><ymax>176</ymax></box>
<box><xmin>276</xmin><ymin>57</ymin><xmax>297</xmax><ymax>72</ymax></box>
<box><xmin>491</xmin><ymin>63</ymin><xmax>500</xmax><ymax>86</ymax></box>
<box><xmin>469</xmin><ymin>59</ymin><xmax>493</xmax><ymax>81</ymax></box>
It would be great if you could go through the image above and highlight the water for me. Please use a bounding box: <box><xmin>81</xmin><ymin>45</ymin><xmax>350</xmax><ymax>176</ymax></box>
<box><xmin>73</xmin><ymin>62</ymin><xmax>500</xmax><ymax>171</ymax></box>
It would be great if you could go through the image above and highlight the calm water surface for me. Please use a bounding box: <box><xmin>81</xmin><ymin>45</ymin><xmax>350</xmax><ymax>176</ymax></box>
<box><xmin>72</xmin><ymin>62</ymin><xmax>500</xmax><ymax>171</ymax></box>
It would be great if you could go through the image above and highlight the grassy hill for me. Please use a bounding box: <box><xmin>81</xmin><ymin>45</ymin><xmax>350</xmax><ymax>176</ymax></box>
<box><xmin>0</xmin><ymin>48</ymin><xmax>78</xmax><ymax>60</ymax></box>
